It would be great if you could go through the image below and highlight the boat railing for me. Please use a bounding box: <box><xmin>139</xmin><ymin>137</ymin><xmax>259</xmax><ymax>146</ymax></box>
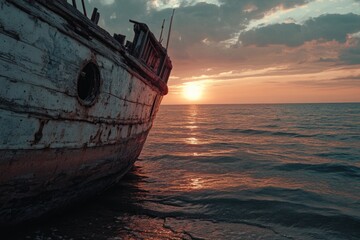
<box><xmin>128</xmin><ymin>20</ymin><xmax>172</xmax><ymax>83</ymax></box>
<box><xmin>67</xmin><ymin>0</ymin><xmax>99</xmax><ymax>24</ymax></box>
<box><xmin>66</xmin><ymin>0</ymin><xmax>172</xmax><ymax>84</ymax></box>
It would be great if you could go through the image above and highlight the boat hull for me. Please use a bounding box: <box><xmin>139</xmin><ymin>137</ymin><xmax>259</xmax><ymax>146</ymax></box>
<box><xmin>0</xmin><ymin>133</ymin><xmax>146</xmax><ymax>225</ymax></box>
<box><xmin>0</xmin><ymin>0</ymin><xmax>166</xmax><ymax>224</ymax></box>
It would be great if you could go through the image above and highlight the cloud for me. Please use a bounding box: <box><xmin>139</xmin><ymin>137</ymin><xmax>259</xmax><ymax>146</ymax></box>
<box><xmin>85</xmin><ymin>0</ymin><xmax>313</xmax><ymax>57</ymax></box>
<box><xmin>171</xmin><ymin>0</ymin><xmax>312</xmax><ymax>43</ymax></box>
<box><xmin>239</xmin><ymin>13</ymin><xmax>360</xmax><ymax>47</ymax></box>
<box><xmin>340</xmin><ymin>47</ymin><xmax>360</xmax><ymax>64</ymax></box>
<box><xmin>240</xmin><ymin>23</ymin><xmax>303</xmax><ymax>47</ymax></box>
<box><xmin>290</xmin><ymin>77</ymin><xmax>360</xmax><ymax>88</ymax></box>
<box><xmin>148</xmin><ymin>0</ymin><xmax>222</xmax><ymax>10</ymax></box>
<box><xmin>84</xmin><ymin>0</ymin><xmax>360</xmax><ymax>103</ymax></box>
<box><xmin>339</xmin><ymin>34</ymin><xmax>360</xmax><ymax>64</ymax></box>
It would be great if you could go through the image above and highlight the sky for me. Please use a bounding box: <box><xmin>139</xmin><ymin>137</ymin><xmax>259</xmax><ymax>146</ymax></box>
<box><xmin>84</xmin><ymin>0</ymin><xmax>360</xmax><ymax>104</ymax></box>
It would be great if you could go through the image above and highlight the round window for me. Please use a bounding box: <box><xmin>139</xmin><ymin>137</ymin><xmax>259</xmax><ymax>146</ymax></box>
<box><xmin>77</xmin><ymin>62</ymin><xmax>100</xmax><ymax>106</ymax></box>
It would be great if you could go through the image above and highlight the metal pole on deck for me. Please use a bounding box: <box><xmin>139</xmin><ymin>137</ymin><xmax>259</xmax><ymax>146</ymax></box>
<box><xmin>159</xmin><ymin>19</ymin><xmax>165</xmax><ymax>43</ymax></box>
<box><xmin>166</xmin><ymin>9</ymin><xmax>175</xmax><ymax>51</ymax></box>
<box><xmin>81</xmin><ymin>0</ymin><xmax>87</xmax><ymax>17</ymax></box>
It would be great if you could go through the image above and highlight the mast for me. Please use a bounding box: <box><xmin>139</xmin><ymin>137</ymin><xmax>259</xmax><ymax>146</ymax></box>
<box><xmin>159</xmin><ymin>19</ymin><xmax>165</xmax><ymax>43</ymax></box>
<box><xmin>166</xmin><ymin>9</ymin><xmax>175</xmax><ymax>51</ymax></box>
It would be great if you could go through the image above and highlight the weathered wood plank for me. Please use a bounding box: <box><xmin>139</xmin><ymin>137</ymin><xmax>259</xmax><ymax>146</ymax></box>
<box><xmin>0</xmin><ymin>17</ymin><xmax>157</xmax><ymax>105</ymax></box>
<box><xmin>0</xmin><ymin>75</ymin><xmax>128</xmax><ymax>122</ymax></box>
<box><xmin>0</xmin><ymin>108</ymin><xmax>152</xmax><ymax>150</ymax></box>
<box><xmin>4</xmin><ymin>0</ymin><xmax>167</xmax><ymax>95</ymax></box>
<box><xmin>0</xmin><ymin>35</ymin><xmax>157</xmax><ymax>122</ymax></box>
<box><xmin>0</xmin><ymin>0</ymin><xmax>167</xmax><ymax>225</ymax></box>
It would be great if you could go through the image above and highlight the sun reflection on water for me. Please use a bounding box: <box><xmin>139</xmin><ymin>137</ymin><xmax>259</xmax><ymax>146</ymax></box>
<box><xmin>190</xmin><ymin>177</ymin><xmax>205</xmax><ymax>189</ymax></box>
<box><xmin>186</xmin><ymin>137</ymin><xmax>199</xmax><ymax>145</ymax></box>
<box><xmin>185</xmin><ymin>125</ymin><xmax>198</xmax><ymax>129</ymax></box>
<box><xmin>163</xmin><ymin>172</ymin><xmax>308</xmax><ymax>193</ymax></box>
<box><xmin>184</xmin><ymin>105</ymin><xmax>202</xmax><ymax>154</ymax></box>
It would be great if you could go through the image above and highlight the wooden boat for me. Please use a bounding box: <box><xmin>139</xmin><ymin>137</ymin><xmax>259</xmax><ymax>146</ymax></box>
<box><xmin>0</xmin><ymin>0</ymin><xmax>172</xmax><ymax>225</ymax></box>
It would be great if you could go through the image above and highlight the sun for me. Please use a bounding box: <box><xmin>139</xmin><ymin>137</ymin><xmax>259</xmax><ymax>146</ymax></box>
<box><xmin>183</xmin><ymin>82</ymin><xmax>203</xmax><ymax>101</ymax></box>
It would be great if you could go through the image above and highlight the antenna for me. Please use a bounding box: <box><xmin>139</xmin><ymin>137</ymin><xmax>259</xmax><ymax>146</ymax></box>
<box><xmin>166</xmin><ymin>9</ymin><xmax>175</xmax><ymax>51</ymax></box>
<box><xmin>159</xmin><ymin>19</ymin><xmax>165</xmax><ymax>43</ymax></box>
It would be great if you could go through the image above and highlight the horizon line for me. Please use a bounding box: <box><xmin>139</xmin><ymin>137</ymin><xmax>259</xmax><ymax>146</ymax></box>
<box><xmin>162</xmin><ymin>101</ymin><xmax>360</xmax><ymax>106</ymax></box>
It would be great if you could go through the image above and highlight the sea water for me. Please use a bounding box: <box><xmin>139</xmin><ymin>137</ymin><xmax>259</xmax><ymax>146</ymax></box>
<box><xmin>6</xmin><ymin>103</ymin><xmax>360</xmax><ymax>239</ymax></box>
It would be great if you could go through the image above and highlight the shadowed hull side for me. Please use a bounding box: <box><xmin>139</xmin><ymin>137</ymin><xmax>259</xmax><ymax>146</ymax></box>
<box><xmin>0</xmin><ymin>131</ymin><xmax>148</xmax><ymax>225</ymax></box>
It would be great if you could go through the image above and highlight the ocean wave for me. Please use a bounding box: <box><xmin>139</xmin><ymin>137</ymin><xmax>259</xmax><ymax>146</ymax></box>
<box><xmin>195</xmin><ymin>155</ymin><xmax>241</xmax><ymax>163</ymax></box>
<box><xmin>212</xmin><ymin>128</ymin><xmax>314</xmax><ymax>138</ymax></box>
<box><xmin>315</xmin><ymin>152</ymin><xmax>359</xmax><ymax>161</ymax></box>
<box><xmin>148</xmin><ymin>154</ymin><xmax>190</xmax><ymax>161</ymax></box>
<box><xmin>275</xmin><ymin>163</ymin><xmax>360</xmax><ymax>178</ymax></box>
<box><xmin>147</xmin><ymin>194</ymin><xmax>360</xmax><ymax>238</ymax></box>
<box><xmin>344</xmin><ymin>135</ymin><xmax>360</xmax><ymax>141</ymax></box>
<box><xmin>261</xmin><ymin>124</ymin><xmax>280</xmax><ymax>128</ymax></box>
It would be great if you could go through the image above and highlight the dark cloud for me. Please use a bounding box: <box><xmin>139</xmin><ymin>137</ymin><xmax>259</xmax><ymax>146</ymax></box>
<box><xmin>85</xmin><ymin>0</ymin><xmax>312</xmax><ymax>59</ymax></box>
<box><xmin>83</xmin><ymin>0</ymin><xmax>360</xmax><ymax>91</ymax></box>
<box><xmin>239</xmin><ymin>13</ymin><xmax>360</xmax><ymax>47</ymax></box>
<box><xmin>340</xmin><ymin>43</ymin><xmax>360</xmax><ymax>64</ymax></box>
<box><xmin>168</xmin><ymin>0</ymin><xmax>312</xmax><ymax>52</ymax></box>
<box><xmin>240</xmin><ymin>23</ymin><xmax>303</xmax><ymax>47</ymax></box>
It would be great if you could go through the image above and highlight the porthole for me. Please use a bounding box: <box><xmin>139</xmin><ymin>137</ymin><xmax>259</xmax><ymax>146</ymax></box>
<box><xmin>77</xmin><ymin>62</ymin><xmax>100</xmax><ymax>106</ymax></box>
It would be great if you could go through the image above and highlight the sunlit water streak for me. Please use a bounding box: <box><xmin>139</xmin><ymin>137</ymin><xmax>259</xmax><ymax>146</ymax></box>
<box><xmin>5</xmin><ymin>103</ymin><xmax>360</xmax><ymax>239</ymax></box>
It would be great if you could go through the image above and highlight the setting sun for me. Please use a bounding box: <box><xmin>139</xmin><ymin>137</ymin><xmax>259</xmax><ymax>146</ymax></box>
<box><xmin>183</xmin><ymin>82</ymin><xmax>204</xmax><ymax>101</ymax></box>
